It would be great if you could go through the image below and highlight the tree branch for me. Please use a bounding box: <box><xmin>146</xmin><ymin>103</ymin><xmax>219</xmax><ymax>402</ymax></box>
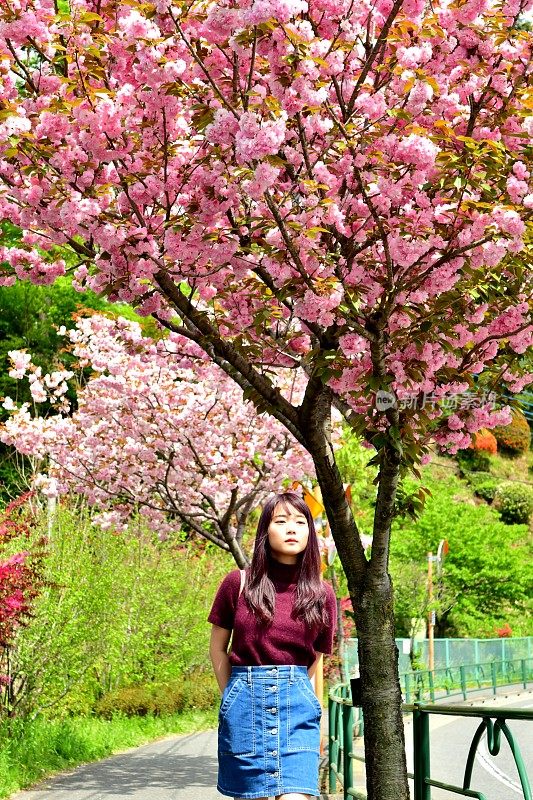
<box><xmin>153</xmin><ymin>271</ymin><xmax>305</xmax><ymax>446</ymax></box>
<box><xmin>346</xmin><ymin>0</ymin><xmax>405</xmax><ymax>118</ymax></box>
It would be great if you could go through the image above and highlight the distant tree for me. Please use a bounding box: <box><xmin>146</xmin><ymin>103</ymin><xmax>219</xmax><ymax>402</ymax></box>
<box><xmin>390</xmin><ymin>472</ymin><xmax>533</xmax><ymax>639</ymax></box>
<box><xmin>0</xmin><ymin>223</ymin><xmax>155</xmax><ymax>503</ymax></box>
<box><xmin>1</xmin><ymin>314</ymin><xmax>314</xmax><ymax>566</ymax></box>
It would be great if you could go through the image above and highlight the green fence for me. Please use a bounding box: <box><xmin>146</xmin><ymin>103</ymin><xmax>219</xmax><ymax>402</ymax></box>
<box><xmin>343</xmin><ymin>636</ymin><xmax>533</xmax><ymax>675</ymax></box>
<box><xmin>328</xmin><ymin>656</ymin><xmax>533</xmax><ymax>800</ymax></box>
<box><xmin>403</xmin><ymin>655</ymin><xmax>533</xmax><ymax>703</ymax></box>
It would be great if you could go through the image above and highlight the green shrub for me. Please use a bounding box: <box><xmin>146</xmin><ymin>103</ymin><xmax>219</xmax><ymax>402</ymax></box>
<box><xmin>94</xmin><ymin>673</ymin><xmax>219</xmax><ymax>719</ymax></box>
<box><xmin>456</xmin><ymin>448</ymin><xmax>492</xmax><ymax>473</ymax></box>
<box><xmin>493</xmin><ymin>482</ymin><xmax>533</xmax><ymax>525</ymax></box>
<box><xmin>8</xmin><ymin>505</ymin><xmax>229</xmax><ymax>720</ymax></box>
<box><xmin>463</xmin><ymin>470</ymin><xmax>490</xmax><ymax>484</ymax></box>
<box><xmin>492</xmin><ymin>409</ymin><xmax>531</xmax><ymax>456</ymax></box>
<box><xmin>474</xmin><ymin>479</ymin><xmax>500</xmax><ymax>503</ymax></box>
<box><xmin>465</xmin><ymin>472</ymin><xmax>501</xmax><ymax>502</ymax></box>
<box><xmin>95</xmin><ymin>682</ymin><xmax>189</xmax><ymax>719</ymax></box>
<box><xmin>182</xmin><ymin>673</ymin><xmax>220</xmax><ymax>711</ymax></box>
<box><xmin>95</xmin><ymin>686</ymin><xmax>159</xmax><ymax>719</ymax></box>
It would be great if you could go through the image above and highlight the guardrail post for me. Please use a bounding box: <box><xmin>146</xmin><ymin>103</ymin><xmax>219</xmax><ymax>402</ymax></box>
<box><xmin>328</xmin><ymin>694</ymin><xmax>338</xmax><ymax>794</ymax></box>
<box><xmin>342</xmin><ymin>702</ymin><xmax>354</xmax><ymax>800</ymax></box>
<box><xmin>413</xmin><ymin>705</ymin><xmax>431</xmax><ymax>800</ymax></box>
<box><xmin>521</xmin><ymin>659</ymin><xmax>527</xmax><ymax>689</ymax></box>
<box><xmin>428</xmin><ymin>670</ymin><xmax>435</xmax><ymax>702</ymax></box>
<box><xmin>491</xmin><ymin>661</ymin><xmax>498</xmax><ymax>696</ymax></box>
<box><xmin>460</xmin><ymin>665</ymin><xmax>467</xmax><ymax>700</ymax></box>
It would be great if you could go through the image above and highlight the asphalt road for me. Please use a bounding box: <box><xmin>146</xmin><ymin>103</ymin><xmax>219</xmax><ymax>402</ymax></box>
<box><xmin>9</xmin><ymin>728</ymin><xmax>226</xmax><ymax>800</ymax></box>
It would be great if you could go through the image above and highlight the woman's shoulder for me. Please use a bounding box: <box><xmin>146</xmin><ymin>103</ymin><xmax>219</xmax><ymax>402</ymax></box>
<box><xmin>218</xmin><ymin>569</ymin><xmax>243</xmax><ymax>592</ymax></box>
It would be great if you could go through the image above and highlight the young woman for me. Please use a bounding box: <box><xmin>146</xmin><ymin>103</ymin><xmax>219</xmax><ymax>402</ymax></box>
<box><xmin>208</xmin><ymin>491</ymin><xmax>337</xmax><ymax>800</ymax></box>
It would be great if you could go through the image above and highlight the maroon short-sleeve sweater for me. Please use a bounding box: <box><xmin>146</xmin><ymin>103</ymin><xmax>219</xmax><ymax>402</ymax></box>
<box><xmin>208</xmin><ymin>559</ymin><xmax>337</xmax><ymax>667</ymax></box>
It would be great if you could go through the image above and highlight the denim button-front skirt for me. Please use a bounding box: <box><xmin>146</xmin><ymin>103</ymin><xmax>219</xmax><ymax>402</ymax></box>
<box><xmin>217</xmin><ymin>665</ymin><xmax>321</xmax><ymax>799</ymax></box>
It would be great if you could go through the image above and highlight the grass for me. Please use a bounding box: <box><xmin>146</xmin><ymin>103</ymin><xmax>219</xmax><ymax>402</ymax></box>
<box><xmin>488</xmin><ymin>449</ymin><xmax>533</xmax><ymax>483</ymax></box>
<box><xmin>0</xmin><ymin>707</ymin><xmax>218</xmax><ymax>799</ymax></box>
<box><xmin>430</xmin><ymin>447</ymin><xmax>532</xmax><ymax>480</ymax></box>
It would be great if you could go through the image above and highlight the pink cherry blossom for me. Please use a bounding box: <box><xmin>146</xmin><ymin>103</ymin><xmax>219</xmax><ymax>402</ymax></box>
<box><xmin>1</xmin><ymin>316</ymin><xmax>314</xmax><ymax>565</ymax></box>
<box><xmin>0</xmin><ymin>0</ymin><xmax>530</xmax><ymax>614</ymax></box>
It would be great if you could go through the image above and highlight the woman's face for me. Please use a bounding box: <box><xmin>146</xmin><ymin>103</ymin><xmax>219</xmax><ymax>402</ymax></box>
<box><xmin>267</xmin><ymin>502</ymin><xmax>310</xmax><ymax>564</ymax></box>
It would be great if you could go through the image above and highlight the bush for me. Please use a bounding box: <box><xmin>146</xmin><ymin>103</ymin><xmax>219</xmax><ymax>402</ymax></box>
<box><xmin>465</xmin><ymin>472</ymin><xmax>501</xmax><ymax>502</ymax></box>
<box><xmin>492</xmin><ymin>409</ymin><xmax>531</xmax><ymax>456</ymax></box>
<box><xmin>94</xmin><ymin>672</ymin><xmax>219</xmax><ymax>719</ymax></box>
<box><xmin>470</xmin><ymin>428</ymin><xmax>497</xmax><ymax>455</ymax></box>
<box><xmin>474</xmin><ymin>479</ymin><xmax>501</xmax><ymax>503</ymax></box>
<box><xmin>493</xmin><ymin>482</ymin><xmax>533</xmax><ymax>525</ymax></box>
<box><xmin>456</xmin><ymin>448</ymin><xmax>492</xmax><ymax>474</ymax></box>
<box><xmin>94</xmin><ymin>682</ymin><xmax>188</xmax><ymax>719</ymax></box>
<box><xmin>95</xmin><ymin>686</ymin><xmax>160</xmax><ymax>719</ymax></box>
<box><xmin>7</xmin><ymin>505</ymin><xmax>229</xmax><ymax>720</ymax></box>
<box><xmin>182</xmin><ymin>673</ymin><xmax>220</xmax><ymax>711</ymax></box>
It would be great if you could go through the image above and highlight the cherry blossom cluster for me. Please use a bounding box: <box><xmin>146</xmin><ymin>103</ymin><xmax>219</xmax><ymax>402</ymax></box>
<box><xmin>0</xmin><ymin>315</ymin><xmax>314</xmax><ymax>550</ymax></box>
<box><xmin>0</xmin><ymin>0</ymin><xmax>531</xmax><ymax>456</ymax></box>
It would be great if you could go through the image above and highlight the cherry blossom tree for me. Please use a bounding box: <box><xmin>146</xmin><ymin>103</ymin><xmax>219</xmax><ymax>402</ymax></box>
<box><xmin>1</xmin><ymin>314</ymin><xmax>314</xmax><ymax>567</ymax></box>
<box><xmin>1</xmin><ymin>0</ymin><xmax>533</xmax><ymax>794</ymax></box>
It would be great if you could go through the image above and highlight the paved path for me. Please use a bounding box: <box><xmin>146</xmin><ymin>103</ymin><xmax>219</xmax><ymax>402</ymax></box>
<box><xmin>9</xmin><ymin>729</ymin><xmax>226</xmax><ymax>800</ymax></box>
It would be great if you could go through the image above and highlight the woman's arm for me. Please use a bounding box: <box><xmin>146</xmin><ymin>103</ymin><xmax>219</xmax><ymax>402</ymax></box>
<box><xmin>209</xmin><ymin>624</ymin><xmax>232</xmax><ymax>694</ymax></box>
<box><xmin>308</xmin><ymin>652</ymin><xmax>323</xmax><ymax>679</ymax></box>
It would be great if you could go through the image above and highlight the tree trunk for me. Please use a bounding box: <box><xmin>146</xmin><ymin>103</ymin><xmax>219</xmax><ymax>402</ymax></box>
<box><xmin>354</xmin><ymin>574</ymin><xmax>408</xmax><ymax>800</ymax></box>
<box><xmin>320</xmin><ymin>474</ymin><xmax>409</xmax><ymax>800</ymax></box>
<box><xmin>301</xmin><ymin>382</ymin><xmax>408</xmax><ymax>800</ymax></box>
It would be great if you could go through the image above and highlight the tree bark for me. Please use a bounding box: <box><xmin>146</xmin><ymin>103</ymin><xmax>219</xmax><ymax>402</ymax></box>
<box><xmin>355</xmin><ymin>573</ymin><xmax>408</xmax><ymax>800</ymax></box>
<box><xmin>317</xmin><ymin>459</ymin><xmax>409</xmax><ymax>800</ymax></box>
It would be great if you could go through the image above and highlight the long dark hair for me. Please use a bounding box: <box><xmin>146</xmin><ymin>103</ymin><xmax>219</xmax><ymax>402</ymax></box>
<box><xmin>243</xmin><ymin>491</ymin><xmax>328</xmax><ymax>629</ymax></box>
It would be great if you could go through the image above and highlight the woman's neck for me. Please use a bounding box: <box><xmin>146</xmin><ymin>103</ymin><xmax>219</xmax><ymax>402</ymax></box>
<box><xmin>268</xmin><ymin>557</ymin><xmax>301</xmax><ymax>584</ymax></box>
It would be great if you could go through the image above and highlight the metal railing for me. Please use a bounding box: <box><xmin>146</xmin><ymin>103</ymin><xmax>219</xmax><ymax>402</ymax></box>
<box><xmin>403</xmin><ymin>655</ymin><xmax>533</xmax><ymax>703</ymax></box>
<box><xmin>410</xmin><ymin>703</ymin><xmax>532</xmax><ymax>800</ymax></box>
<box><xmin>328</xmin><ymin>657</ymin><xmax>533</xmax><ymax>800</ymax></box>
<box><xmin>328</xmin><ymin>682</ymin><xmax>360</xmax><ymax>797</ymax></box>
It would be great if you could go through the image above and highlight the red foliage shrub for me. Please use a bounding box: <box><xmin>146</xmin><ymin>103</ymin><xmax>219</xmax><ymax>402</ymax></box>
<box><xmin>469</xmin><ymin>428</ymin><xmax>497</xmax><ymax>455</ymax></box>
<box><xmin>492</xmin><ymin>409</ymin><xmax>531</xmax><ymax>456</ymax></box>
<box><xmin>496</xmin><ymin>623</ymin><xmax>512</xmax><ymax>638</ymax></box>
<box><xmin>0</xmin><ymin>493</ymin><xmax>46</xmax><ymax>647</ymax></box>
